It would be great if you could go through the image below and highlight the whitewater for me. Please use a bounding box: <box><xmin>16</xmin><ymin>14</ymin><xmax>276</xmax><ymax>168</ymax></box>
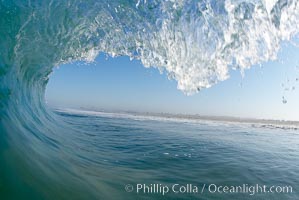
<box><xmin>1</xmin><ymin>0</ymin><xmax>299</xmax><ymax>199</ymax></box>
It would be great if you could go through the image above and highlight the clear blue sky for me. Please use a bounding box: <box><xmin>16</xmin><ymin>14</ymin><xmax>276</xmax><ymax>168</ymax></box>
<box><xmin>46</xmin><ymin>42</ymin><xmax>299</xmax><ymax>121</ymax></box>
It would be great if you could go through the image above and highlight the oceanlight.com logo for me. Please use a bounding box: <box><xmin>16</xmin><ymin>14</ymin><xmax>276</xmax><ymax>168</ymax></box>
<box><xmin>124</xmin><ymin>183</ymin><xmax>293</xmax><ymax>196</ymax></box>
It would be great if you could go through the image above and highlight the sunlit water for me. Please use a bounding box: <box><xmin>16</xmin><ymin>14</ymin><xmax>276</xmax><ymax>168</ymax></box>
<box><xmin>7</xmin><ymin>109</ymin><xmax>296</xmax><ymax>200</ymax></box>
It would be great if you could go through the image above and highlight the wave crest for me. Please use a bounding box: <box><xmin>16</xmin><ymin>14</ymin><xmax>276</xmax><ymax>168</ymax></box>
<box><xmin>2</xmin><ymin>0</ymin><xmax>298</xmax><ymax>95</ymax></box>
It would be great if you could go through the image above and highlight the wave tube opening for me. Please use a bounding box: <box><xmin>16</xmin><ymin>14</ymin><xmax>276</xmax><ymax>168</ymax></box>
<box><xmin>1</xmin><ymin>0</ymin><xmax>299</xmax><ymax>199</ymax></box>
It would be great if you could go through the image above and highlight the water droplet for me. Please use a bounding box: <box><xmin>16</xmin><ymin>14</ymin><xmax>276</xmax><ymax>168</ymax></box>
<box><xmin>282</xmin><ymin>96</ymin><xmax>287</xmax><ymax>104</ymax></box>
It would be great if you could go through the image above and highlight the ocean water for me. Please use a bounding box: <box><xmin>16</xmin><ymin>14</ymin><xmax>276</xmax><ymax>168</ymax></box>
<box><xmin>2</xmin><ymin>109</ymin><xmax>299</xmax><ymax>199</ymax></box>
<box><xmin>1</xmin><ymin>0</ymin><xmax>299</xmax><ymax>199</ymax></box>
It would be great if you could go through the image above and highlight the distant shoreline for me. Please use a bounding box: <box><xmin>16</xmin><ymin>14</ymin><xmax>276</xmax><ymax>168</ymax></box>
<box><xmin>53</xmin><ymin>107</ymin><xmax>299</xmax><ymax>130</ymax></box>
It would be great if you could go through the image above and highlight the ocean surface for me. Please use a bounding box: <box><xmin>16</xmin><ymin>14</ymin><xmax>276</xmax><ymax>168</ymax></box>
<box><xmin>2</xmin><ymin>109</ymin><xmax>298</xmax><ymax>200</ymax></box>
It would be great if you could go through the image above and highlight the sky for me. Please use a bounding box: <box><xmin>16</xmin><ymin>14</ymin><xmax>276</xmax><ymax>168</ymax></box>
<box><xmin>46</xmin><ymin>42</ymin><xmax>299</xmax><ymax>121</ymax></box>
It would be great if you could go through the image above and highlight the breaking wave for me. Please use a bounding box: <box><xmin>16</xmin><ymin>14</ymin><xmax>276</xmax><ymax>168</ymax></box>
<box><xmin>0</xmin><ymin>0</ymin><xmax>298</xmax><ymax>199</ymax></box>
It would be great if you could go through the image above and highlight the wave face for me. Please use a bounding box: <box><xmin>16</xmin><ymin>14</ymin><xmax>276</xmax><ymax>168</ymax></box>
<box><xmin>0</xmin><ymin>0</ymin><xmax>298</xmax><ymax>199</ymax></box>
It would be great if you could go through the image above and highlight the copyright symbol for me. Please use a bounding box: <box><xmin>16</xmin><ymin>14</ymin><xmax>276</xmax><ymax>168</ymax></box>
<box><xmin>125</xmin><ymin>184</ymin><xmax>134</xmax><ymax>192</ymax></box>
